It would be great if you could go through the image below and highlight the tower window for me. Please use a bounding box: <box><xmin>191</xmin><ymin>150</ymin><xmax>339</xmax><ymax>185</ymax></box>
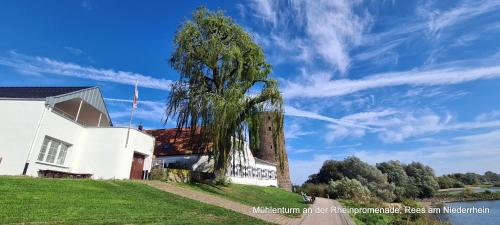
<box><xmin>268</xmin><ymin>126</ymin><xmax>271</xmax><ymax>131</ymax></box>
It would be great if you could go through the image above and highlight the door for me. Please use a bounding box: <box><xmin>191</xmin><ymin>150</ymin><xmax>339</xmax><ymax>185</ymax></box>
<box><xmin>130</xmin><ymin>153</ymin><xmax>145</xmax><ymax>179</ymax></box>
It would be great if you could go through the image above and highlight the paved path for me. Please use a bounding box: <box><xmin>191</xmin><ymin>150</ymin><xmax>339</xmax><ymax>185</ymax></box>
<box><xmin>140</xmin><ymin>180</ymin><xmax>300</xmax><ymax>225</ymax></box>
<box><xmin>140</xmin><ymin>181</ymin><xmax>355</xmax><ymax>225</ymax></box>
<box><xmin>300</xmin><ymin>197</ymin><xmax>356</xmax><ymax>225</ymax></box>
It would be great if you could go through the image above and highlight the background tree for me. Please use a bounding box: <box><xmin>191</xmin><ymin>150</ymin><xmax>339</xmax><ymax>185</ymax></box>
<box><xmin>377</xmin><ymin>160</ymin><xmax>418</xmax><ymax>201</ymax></box>
<box><xmin>166</xmin><ymin>7</ymin><xmax>284</xmax><ymax>174</ymax></box>
<box><xmin>307</xmin><ymin>156</ymin><xmax>396</xmax><ymax>201</ymax></box>
<box><xmin>437</xmin><ymin>176</ymin><xmax>464</xmax><ymax>189</ymax></box>
<box><xmin>328</xmin><ymin>178</ymin><xmax>372</xmax><ymax>201</ymax></box>
<box><xmin>405</xmin><ymin>162</ymin><xmax>439</xmax><ymax>198</ymax></box>
<box><xmin>448</xmin><ymin>173</ymin><xmax>482</xmax><ymax>185</ymax></box>
<box><xmin>484</xmin><ymin>171</ymin><xmax>500</xmax><ymax>183</ymax></box>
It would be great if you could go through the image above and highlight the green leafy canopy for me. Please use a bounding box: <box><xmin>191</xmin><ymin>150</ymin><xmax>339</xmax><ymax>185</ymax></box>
<box><xmin>165</xmin><ymin>7</ymin><xmax>284</xmax><ymax>173</ymax></box>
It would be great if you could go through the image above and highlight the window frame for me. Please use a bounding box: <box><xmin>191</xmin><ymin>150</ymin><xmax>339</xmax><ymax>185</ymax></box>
<box><xmin>37</xmin><ymin>136</ymin><xmax>72</xmax><ymax>166</ymax></box>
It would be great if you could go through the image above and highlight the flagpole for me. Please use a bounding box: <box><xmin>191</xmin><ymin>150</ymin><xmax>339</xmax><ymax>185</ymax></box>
<box><xmin>125</xmin><ymin>106</ymin><xmax>135</xmax><ymax>148</ymax></box>
<box><xmin>125</xmin><ymin>80</ymin><xmax>138</xmax><ymax>148</ymax></box>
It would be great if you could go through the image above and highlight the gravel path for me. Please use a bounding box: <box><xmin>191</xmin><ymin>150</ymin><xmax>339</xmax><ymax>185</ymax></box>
<box><xmin>300</xmin><ymin>197</ymin><xmax>356</xmax><ymax>225</ymax></box>
<box><xmin>140</xmin><ymin>180</ymin><xmax>301</xmax><ymax>225</ymax></box>
<box><xmin>140</xmin><ymin>181</ymin><xmax>355</xmax><ymax>225</ymax></box>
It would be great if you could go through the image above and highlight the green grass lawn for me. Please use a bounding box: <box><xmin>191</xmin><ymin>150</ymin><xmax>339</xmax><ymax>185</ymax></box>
<box><xmin>174</xmin><ymin>182</ymin><xmax>308</xmax><ymax>217</ymax></box>
<box><xmin>0</xmin><ymin>176</ymin><xmax>271</xmax><ymax>225</ymax></box>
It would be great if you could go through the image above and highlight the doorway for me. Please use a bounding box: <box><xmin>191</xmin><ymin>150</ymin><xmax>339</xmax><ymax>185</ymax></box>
<box><xmin>130</xmin><ymin>153</ymin><xmax>145</xmax><ymax>179</ymax></box>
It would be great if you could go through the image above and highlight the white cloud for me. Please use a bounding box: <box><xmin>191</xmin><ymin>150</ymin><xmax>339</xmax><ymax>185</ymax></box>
<box><xmin>64</xmin><ymin>47</ymin><xmax>84</xmax><ymax>55</ymax></box>
<box><xmin>421</xmin><ymin>0</ymin><xmax>500</xmax><ymax>38</ymax></box>
<box><xmin>284</xmin><ymin>105</ymin><xmax>372</xmax><ymax>129</ymax></box>
<box><xmin>340</xmin><ymin>94</ymin><xmax>375</xmax><ymax>111</ymax></box>
<box><xmin>0</xmin><ymin>51</ymin><xmax>172</xmax><ymax>90</ymax></box>
<box><xmin>249</xmin><ymin>0</ymin><xmax>277</xmax><ymax>26</ymax></box>
<box><xmin>247</xmin><ymin>0</ymin><xmax>372</xmax><ymax>73</ymax></box>
<box><xmin>325</xmin><ymin>124</ymin><xmax>366</xmax><ymax>142</ymax></box>
<box><xmin>294</xmin><ymin>0</ymin><xmax>371</xmax><ymax>73</ymax></box>
<box><xmin>285</xmin><ymin>122</ymin><xmax>314</xmax><ymax>139</ymax></box>
<box><xmin>291</xmin><ymin>129</ymin><xmax>500</xmax><ymax>184</ymax></box>
<box><xmin>354</xmin><ymin>129</ymin><xmax>500</xmax><ymax>175</ymax></box>
<box><xmin>324</xmin><ymin>108</ymin><xmax>500</xmax><ymax>143</ymax></box>
<box><xmin>475</xmin><ymin>110</ymin><xmax>500</xmax><ymax>122</ymax></box>
<box><xmin>284</xmin><ymin>105</ymin><xmax>500</xmax><ymax>143</ymax></box>
<box><xmin>105</xmin><ymin>98</ymin><xmax>166</xmax><ymax>124</ymax></box>
<box><xmin>353</xmin><ymin>39</ymin><xmax>401</xmax><ymax>64</ymax></box>
<box><xmin>283</xmin><ymin>63</ymin><xmax>500</xmax><ymax>99</ymax></box>
<box><xmin>375</xmin><ymin>111</ymin><xmax>450</xmax><ymax>143</ymax></box>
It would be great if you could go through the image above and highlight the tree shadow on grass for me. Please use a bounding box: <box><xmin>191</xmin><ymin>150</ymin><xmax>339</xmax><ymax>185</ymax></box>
<box><xmin>188</xmin><ymin>182</ymin><xmax>227</xmax><ymax>196</ymax></box>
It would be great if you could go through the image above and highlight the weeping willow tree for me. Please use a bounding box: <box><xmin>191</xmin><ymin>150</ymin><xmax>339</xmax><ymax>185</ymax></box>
<box><xmin>165</xmin><ymin>7</ymin><xmax>285</xmax><ymax>174</ymax></box>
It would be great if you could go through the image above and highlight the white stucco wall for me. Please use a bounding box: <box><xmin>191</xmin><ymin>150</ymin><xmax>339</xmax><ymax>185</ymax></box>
<box><xmin>73</xmin><ymin>128</ymin><xmax>154</xmax><ymax>179</ymax></box>
<box><xmin>229</xmin><ymin>176</ymin><xmax>278</xmax><ymax>186</ymax></box>
<box><xmin>155</xmin><ymin>141</ymin><xmax>278</xmax><ymax>187</ymax></box>
<box><xmin>0</xmin><ymin>99</ymin><xmax>154</xmax><ymax>179</ymax></box>
<box><xmin>0</xmin><ymin>100</ymin><xmax>46</xmax><ymax>175</ymax></box>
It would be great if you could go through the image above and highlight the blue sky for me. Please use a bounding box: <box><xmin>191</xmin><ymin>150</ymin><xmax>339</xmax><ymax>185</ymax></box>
<box><xmin>1</xmin><ymin>0</ymin><xmax>500</xmax><ymax>184</ymax></box>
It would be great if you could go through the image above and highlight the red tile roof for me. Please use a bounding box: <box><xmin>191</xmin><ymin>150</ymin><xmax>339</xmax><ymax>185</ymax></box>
<box><xmin>145</xmin><ymin>128</ymin><xmax>212</xmax><ymax>156</ymax></box>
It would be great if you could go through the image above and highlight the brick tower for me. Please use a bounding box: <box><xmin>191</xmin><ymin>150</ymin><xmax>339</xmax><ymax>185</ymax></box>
<box><xmin>255</xmin><ymin>112</ymin><xmax>292</xmax><ymax>191</ymax></box>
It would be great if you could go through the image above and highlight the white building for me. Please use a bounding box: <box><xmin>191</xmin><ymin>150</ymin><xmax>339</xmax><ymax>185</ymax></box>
<box><xmin>147</xmin><ymin>128</ymin><xmax>278</xmax><ymax>187</ymax></box>
<box><xmin>0</xmin><ymin>87</ymin><xmax>155</xmax><ymax>179</ymax></box>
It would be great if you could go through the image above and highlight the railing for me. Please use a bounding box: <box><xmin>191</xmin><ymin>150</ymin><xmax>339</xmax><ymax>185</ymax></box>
<box><xmin>51</xmin><ymin>107</ymin><xmax>88</xmax><ymax>127</ymax></box>
<box><xmin>152</xmin><ymin>159</ymin><xmax>166</xmax><ymax>168</ymax></box>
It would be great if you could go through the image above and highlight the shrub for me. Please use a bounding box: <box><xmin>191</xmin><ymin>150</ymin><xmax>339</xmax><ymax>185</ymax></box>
<box><xmin>309</xmin><ymin>157</ymin><xmax>396</xmax><ymax>201</ymax></box>
<box><xmin>405</xmin><ymin>162</ymin><xmax>439</xmax><ymax>198</ymax></box>
<box><xmin>329</xmin><ymin>178</ymin><xmax>371</xmax><ymax>201</ymax></box>
<box><xmin>213</xmin><ymin>175</ymin><xmax>231</xmax><ymax>186</ymax></box>
<box><xmin>366</xmin><ymin>182</ymin><xmax>396</xmax><ymax>202</ymax></box>
<box><xmin>301</xmin><ymin>183</ymin><xmax>328</xmax><ymax>197</ymax></box>
<box><xmin>150</xmin><ymin>168</ymin><xmax>191</xmax><ymax>182</ymax></box>
<box><xmin>462</xmin><ymin>188</ymin><xmax>474</xmax><ymax>197</ymax></box>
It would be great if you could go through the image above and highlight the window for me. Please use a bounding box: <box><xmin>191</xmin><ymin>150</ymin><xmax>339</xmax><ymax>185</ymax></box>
<box><xmin>268</xmin><ymin>126</ymin><xmax>272</xmax><ymax>131</ymax></box>
<box><xmin>37</xmin><ymin>138</ymin><xmax>50</xmax><ymax>161</ymax></box>
<box><xmin>46</xmin><ymin>141</ymin><xmax>59</xmax><ymax>163</ymax></box>
<box><xmin>37</xmin><ymin>137</ymin><xmax>71</xmax><ymax>166</ymax></box>
<box><xmin>56</xmin><ymin>144</ymin><xmax>68</xmax><ymax>165</ymax></box>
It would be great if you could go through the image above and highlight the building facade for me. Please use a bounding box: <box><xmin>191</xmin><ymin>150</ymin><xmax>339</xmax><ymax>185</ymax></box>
<box><xmin>147</xmin><ymin>128</ymin><xmax>278</xmax><ymax>187</ymax></box>
<box><xmin>0</xmin><ymin>87</ymin><xmax>155</xmax><ymax>179</ymax></box>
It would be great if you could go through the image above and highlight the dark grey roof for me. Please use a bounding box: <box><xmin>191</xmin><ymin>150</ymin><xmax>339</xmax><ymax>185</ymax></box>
<box><xmin>0</xmin><ymin>87</ymin><xmax>92</xmax><ymax>98</ymax></box>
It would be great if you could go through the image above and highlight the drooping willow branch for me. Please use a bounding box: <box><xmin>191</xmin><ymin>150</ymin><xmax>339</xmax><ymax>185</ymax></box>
<box><xmin>165</xmin><ymin>7</ymin><xmax>285</xmax><ymax>174</ymax></box>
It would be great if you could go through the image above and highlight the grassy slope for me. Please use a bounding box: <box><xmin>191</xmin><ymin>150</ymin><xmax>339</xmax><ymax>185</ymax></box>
<box><xmin>175</xmin><ymin>182</ymin><xmax>308</xmax><ymax>217</ymax></box>
<box><xmin>0</xmin><ymin>176</ymin><xmax>271</xmax><ymax>225</ymax></box>
<box><xmin>339</xmin><ymin>200</ymin><xmax>392</xmax><ymax>225</ymax></box>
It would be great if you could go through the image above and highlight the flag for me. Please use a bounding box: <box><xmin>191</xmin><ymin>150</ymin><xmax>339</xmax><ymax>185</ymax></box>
<box><xmin>126</xmin><ymin>80</ymin><xmax>138</xmax><ymax>147</ymax></box>
<box><xmin>133</xmin><ymin>80</ymin><xmax>138</xmax><ymax>109</ymax></box>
